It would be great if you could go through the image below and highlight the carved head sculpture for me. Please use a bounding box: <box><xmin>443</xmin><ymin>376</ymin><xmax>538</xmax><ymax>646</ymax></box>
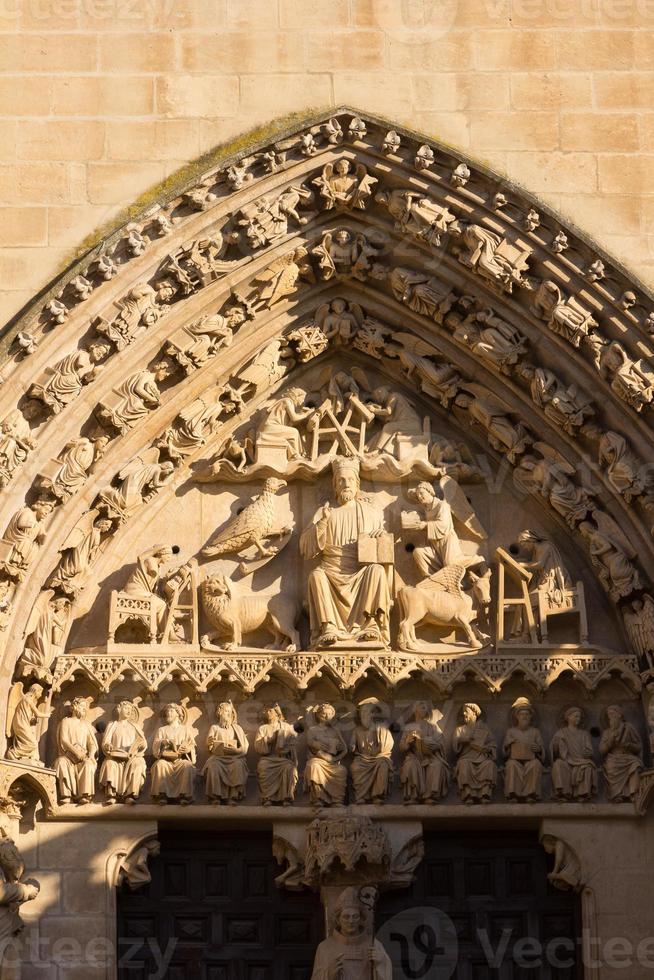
<box><xmin>332</xmin><ymin>456</ymin><xmax>360</xmax><ymax>504</ymax></box>
<box><xmin>332</xmin><ymin>886</ymin><xmax>367</xmax><ymax>939</ymax></box>
<box><xmin>511</xmin><ymin>697</ymin><xmax>534</xmax><ymax>729</ymax></box>
<box><xmin>216</xmin><ymin>701</ymin><xmax>237</xmax><ymax>726</ymax></box>
<box><xmin>462</xmin><ymin>703</ymin><xmax>482</xmax><ymax>725</ymax></box>
<box><xmin>262</xmin><ymin>703</ymin><xmax>283</xmax><ymax>724</ymax></box>
<box><xmin>605</xmin><ymin>704</ymin><xmax>625</xmax><ymax>729</ymax></box>
<box><xmin>203</xmin><ymin>572</ymin><xmax>230</xmax><ymax>600</ymax></box>
<box><xmin>286</xmin><ymin>387</ymin><xmax>306</xmax><ymax>407</ymax></box>
<box><xmin>315</xmin><ymin>703</ymin><xmax>336</xmax><ymax>725</ymax></box>
<box><xmin>225</xmin><ymin>306</ymin><xmax>246</xmax><ymax>328</ymax></box>
<box><xmin>409</xmin><ymin>482</ymin><xmax>436</xmax><ymax>508</ymax></box>
<box><xmin>262</xmin><ymin>477</ymin><xmax>287</xmax><ymax>495</ymax></box>
<box><xmin>89</xmin><ymin>342</ymin><xmax>111</xmax><ymax>364</ymax></box>
<box><xmin>0</xmin><ymin>835</ymin><xmax>26</xmax><ymax>884</ymax></box>
<box><xmin>116</xmin><ymin>699</ymin><xmax>139</xmax><ymax>723</ymax></box>
<box><xmin>52</xmin><ymin>596</ymin><xmax>70</xmax><ymax>615</ymax></box>
<box><xmin>371</xmin><ymin>385</ymin><xmax>390</xmax><ymax>406</ymax></box>
<box><xmin>70</xmin><ymin>696</ymin><xmax>92</xmax><ymax>719</ymax></box>
<box><xmin>564</xmin><ymin>706</ymin><xmax>583</xmax><ymax>728</ymax></box>
<box><xmin>413</xmin><ymin>700</ymin><xmax>432</xmax><ymax>722</ymax></box>
<box><xmin>33</xmin><ymin>497</ymin><xmax>55</xmax><ymax>521</ymax></box>
<box><xmin>334</xmin><ymin>159</ymin><xmax>350</xmax><ymax>178</ymax></box>
<box><xmin>161</xmin><ymin>702</ymin><xmax>186</xmax><ymax>726</ymax></box>
<box><xmin>517</xmin><ymin>529</ymin><xmax>541</xmax><ymax>553</ymax></box>
<box><xmin>357</xmin><ymin>697</ymin><xmax>385</xmax><ymax>729</ymax></box>
<box><xmin>27</xmin><ymin>683</ymin><xmax>44</xmax><ymax>702</ymax></box>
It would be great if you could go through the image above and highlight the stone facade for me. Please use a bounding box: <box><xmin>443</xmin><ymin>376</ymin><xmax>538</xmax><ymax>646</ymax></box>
<box><xmin>1</xmin><ymin>79</ymin><xmax>654</xmax><ymax>980</ymax></box>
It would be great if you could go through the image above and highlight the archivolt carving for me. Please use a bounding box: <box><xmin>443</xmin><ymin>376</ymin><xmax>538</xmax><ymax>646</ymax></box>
<box><xmin>1</xmin><ymin>108</ymin><xmax>654</xmax><ymax>754</ymax></box>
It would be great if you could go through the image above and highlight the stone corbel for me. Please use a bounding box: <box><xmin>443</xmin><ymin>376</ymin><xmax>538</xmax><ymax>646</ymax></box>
<box><xmin>116</xmin><ymin>835</ymin><xmax>160</xmax><ymax>891</ymax></box>
<box><xmin>0</xmin><ymin>759</ymin><xmax>58</xmax><ymax>827</ymax></box>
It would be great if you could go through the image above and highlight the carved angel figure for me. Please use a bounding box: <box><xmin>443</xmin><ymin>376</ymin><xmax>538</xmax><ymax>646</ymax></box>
<box><xmin>151</xmin><ymin>702</ymin><xmax>196</xmax><ymax>805</ymax></box>
<box><xmin>203</xmin><ymin>702</ymin><xmax>249</xmax><ymax>805</ymax></box>
<box><xmin>29</xmin><ymin>343</ymin><xmax>109</xmax><ymax>414</ymax></box>
<box><xmin>623</xmin><ymin>595</ymin><xmax>654</xmax><ymax>673</ymax></box>
<box><xmin>350</xmin><ymin>699</ymin><xmax>394</xmax><ymax>805</ymax></box>
<box><xmin>599</xmin><ymin>431</ymin><xmax>650</xmax><ymax>502</ymax></box>
<box><xmin>376</xmin><ymin>188</ymin><xmax>460</xmax><ymax>246</ymax></box>
<box><xmin>452</xmin><ymin>308</ymin><xmax>527</xmax><ymax>373</ymax></box>
<box><xmin>459</xmin><ymin>386</ymin><xmax>530</xmax><ymax>463</ymax></box>
<box><xmin>514</xmin><ymin>444</ymin><xmax>593</xmax><ymax>528</ymax></box>
<box><xmin>454</xmin><ymin>225</ymin><xmax>532</xmax><ymax>292</ymax></box>
<box><xmin>315</xmin><ymin>297</ymin><xmax>362</xmax><ymax>346</ymax></box>
<box><xmin>5</xmin><ymin>682</ymin><xmax>51</xmax><ymax>764</ymax></box>
<box><xmin>0</xmin><ymin>498</ymin><xmax>55</xmax><ymax>581</ymax></box>
<box><xmin>234</xmin><ymin>338</ymin><xmax>294</xmax><ymax>394</ymax></box>
<box><xmin>503</xmin><ymin>698</ymin><xmax>544</xmax><ymax>802</ymax></box>
<box><xmin>16</xmin><ymin>591</ymin><xmax>71</xmax><ymax>681</ymax></box>
<box><xmin>312</xmin><ymin>228</ymin><xmax>383</xmax><ymax>282</ymax></box>
<box><xmin>550</xmin><ymin>707</ymin><xmax>597</xmax><ymax>802</ymax></box>
<box><xmin>0</xmin><ymin>409</ymin><xmax>36</xmax><ymax>487</ymax></box>
<box><xmin>313</xmin><ymin>159</ymin><xmax>377</xmax><ymax>210</ymax></box>
<box><xmin>39</xmin><ymin>435</ymin><xmax>108</xmax><ymax>500</ymax></box>
<box><xmin>248</xmin><ymin>247</ymin><xmax>312</xmax><ymax>310</ymax></box>
<box><xmin>97</xmin><ymin>282</ymin><xmax>161</xmax><ymax>349</ymax></box>
<box><xmin>238</xmin><ymin>184</ymin><xmax>314</xmax><ymax>247</ymax></box>
<box><xmin>98</xmin><ymin>449</ymin><xmax>175</xmax><ymax>522</ymax></box>
<box><xmin>166</xmin><ymin>309</ymin><xmax>243</xmax><ymax>374</ymax></box>
<box><xmin>399</xmin><ymin>701</ymin><xmax>449</xmax><ymax>804</ymax></box>
<box><xmin>390</xmin><ymin>267</ymin><xmax>455</xmax><ymax>323</ymax></box>
<box><xmin>526</xmin><ymin>366</ymin><xmax>594</xmax><ymax>434</ymax></box>
<box><xmin>304</xmin><ymin>703</ymin><xmax>348</xmax><ymax>807</ymax></box>
<box><xmin>600</xmin><ymin>705</ymin><xmax>642</xmax><ymax>802</ymax></box>
<box><xmin>310</xmin><ymin>886</ymin><xmax>392</xmax><ymax>980</ymax></box>
<box><xmin>255</xmin><ymin>704</ymin><xmax>298</xmax><ymax>806</ymax></box>
<box><xmin>532</xmin><ymin>280</ymin><xmax>597</xmax><ymax>348</ymax></box>
<box><xmin>454</xmin><ymin>703</ymin><xmax>497</xmax><ymax>804</ymax></box>
<box><xmin>159</xmin><ymin>388</ymin><xmax>236</xmax><ymax>462</ymax></box>
<box><xmin>388</xmin><ymin>334</ymin><xmax>461</xmax><ymax>407</ymax></box>
<box><xmin>202</xmin><ymin>478</ymin><xmax>288</xmax><ymax>559</ymax></box>
<box><xmin>50</xmin><ymin>509</ymin><xmax>114</xmax><ymax>595</ymax></box>
<box><xmin>99</xmin><ymin>700</ymin><xmax>147</xmax><ymax>804</ymax></box>
<box><xmin>366</xmin><ymin>386</ymin><xmax>424</xmax><ymax>455</ymax></box>
<box><xmin>96</xmin><ymin>362</ymin><xmax>170</xmax><ymax>434</ymax></box>
<box><xmin>579</xmin><ymin>512</ymin><xmax>640</xmax><ymax>600</ymax></box>
<box><xmin>599</xmin><ymin>342</ymin><xmax>654</xmax><ymax>412</ymax></box>
<box><xmin>54</xmin><ymin>697</ymin><xmax>98</xmax><ymax>805</ymax></box>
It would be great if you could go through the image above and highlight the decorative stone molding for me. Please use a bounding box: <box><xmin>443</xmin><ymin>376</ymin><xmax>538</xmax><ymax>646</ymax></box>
<box><xmin>303</xmin><ymin>815</ymin><xmax>391</xmax><ymax>887</ymax></box>
<box><xmin>0</xmin><ymin>760</ymin><xmax>57</xmax><ymax>817</ymax></box>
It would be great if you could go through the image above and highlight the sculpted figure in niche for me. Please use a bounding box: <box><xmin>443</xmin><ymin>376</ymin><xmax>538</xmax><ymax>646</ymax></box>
<box><xmin>375</xmin><ymin>188</ymin><xmax>460</xmax><ymax>246</ymax></box>
<box><xmin>514</xmin><ymin>448</ymin><xmax>592</xmax><ymax>528</ymax></box>
<box><xmin>599</xmin><ymin>341</ymin><xmax>654</xmax><ymax>412</ymax></box>
<box><xmin>316</xmin><ymin>297</ymin><xmax>362</xmax><ymax>346</ymax></box>
<box><xmin>114</xmin><ymin>545</ymin><xmax>191</xmax><ymax>643</ymax></box>
<box><xmin>0</xmin><ymin>409</ymin><xmax>36</xmax><ymax>487</ymax></box>
<box><xmin>238</xmin><ymin>184</ymin><xmax>313</xmax><ymax>248</ymax></box>
<box><xmin>300</xmin><ymin>457</ymin><xmax>391</xmax><ymax>648</ymax></box>
<box><xmin>599</xmin><ymin>431</ymin><xmax>651</xmax><ymax>502</ymax></box>
<box><xmin>255</xmin><ymin>704</ymin><xmax>298</xmax><ymax>806</ymax></box>
<box><xmin>516</xmin><ymin>529</ymin><xmax>571</xmax><ymax>599</ymax></box>
<box><xmin>532</xmin><ymin>280</ymin><xmax>597</xmax><ymax>348</ymax></box>
<box><xmin>40</xmin><ymin>435</ymin><xmax>109</xmax><ymax>500</ymax></box>
<box><xmin>550</xmin><ymin>707</ymin><xmax>597</xmax><ymax>802</ymax></box>
<box><xmin>304</xmin><ymin>703</ymin><xmax>348</xmax><ymax>807</ymax></box>
<box><xmin>600</xmin><ymin>705</ymin><xmax>643</xmax><ymax>802</ymax></box>
<box><xmin>28</xmin><ymin>343</ymin><xmax>109</xmax><ymax>414</ymax></box>
<box><xmin>350</xmin><ymin>699</ymin><xmax>394</xmax><ymax>805</ymax></box>
<box><xmin>389</xmin><ymin>267</ymin><xmax>455</xmax><ymax>323</ymax></box>
<box><xmin>453</xmin><ymin>225</ymin><xmax>531</xmax><ymax>292</ymax></box>
<box><xmin>524</xmin><ymin>366</ymin><xmax>594</xmax><ymax>434</ymax></box>
<box><xmin>5</xmin><ymin>683</ymin><xmax>51</xmax><ymax>764</ymax></box>
<box><xmin>50</xmin><ymin>510</ymin><xmax>115</xmax><ymax>596</ymax></box>
<box><xmin>313</xmin><ymin>228</ymin><xmax>384</xmax><ymax>282</ymax></box>
<box><xmin>0</xmin><ymin>835</ymin><xmax>40</xmax><ymax>944</ymax></box>
<box><xmin>16</xmin><ymin>591</ymin><xmax>71</xmax><ymax>681</ymax></box>
<box><xmin>203</xmin><ymin>701</ymin><xmax>249</xmax><ymax>806</ymax></box>
<box><xmin>96</xmin><ymin>362</ymin><xmax>170</xmax><ymax>434</ymax></box>
<box><xmin>388</xmin><ymin>336</ymin><xmax>461</xmax><ymax>407</ymax></box>
<box><xmin>310</xmin><ymin>886</ymin><xmax>391</xmax><ymax>980</ymax></box>
<box><xmin>55</xmin><ymin>697</ymin><xmax>98</xmax><ymax>805</ymax></box>
<box><xmin>151</xmin><ymin>702</ymin><xmax>196</xmax><ymax>805</ymax></box>
<box><xmin>313</xmin><ymin>159</ymin><xmax>377</xmax><ymax>210</ymax></box>
<box><xmin>454</xmin><ymin>703</ymin><xmax>497</xmax><ymax>804</ymax></box>
<box><xmin>623</xmin><ymin>595</ymin><xmax>654</xmax><ymax>674</ymax></box>
<box><xmin>98</xmin><ymin>449</ymin><xmax>175</xmax><ymax>522</ymax></box>
<box><xmin>248</xmin><ymin>248</ymin><xmax>312</xmax><ymax>311</ymax></box>
<box><xmin>97</xmin><ymin>282</ymin><xmax>160</xmax><ymax>349</ymax></box>
<box><xmin>399</xmin><ymin>701</ymin><xmax>449</xmax><ymax>804</ymax></box>
<box><xmin>99</xmin><ymin>700</ymin><xmax>147</xmax><ymax>805</ymax></box>
<box><xmin>159</xmin><ymin>387</ymin><xmax>238</xmax><ymax>462</ymax></box>
<box><xmin>256</xmin><ymin>388</ymin><xmax>315</xmax><ymax>460</ymax></box>
<box><xmin>0</xmin><ymin>498</ymin><xmax>55</xmax><ymax>581</ymax></box>
<box><xmin>403</xmin><ymin>482</ymin><xmax>468</xmax><ymax>578</ymax></box>
<box><xmin>166</xmin><ymin>308</ymin><xmax>244</xmax><ymax>374</ymax></box>
<box><xmin>366</xmin><ymin>387</ymin><xmax>424</xmax><ymax>456</ymax></box>
<box><xmin>234</xmin><ymin>338</ymin><xmax>294</xmax><ymax>395</ymax></box>
<box><xmin>579</xmin><ymin>516</ymin><xmax>640</xmax><ymax>600</ymax></box>
<box><xmin>503</xmin><ymin>698</ymin><xmax>544</xmax><ymax>802</ymax></box>
<box><xmin>459</xmin><ymin>387</ymin><xmax>530</xmax><ymax>463</ymax></box>
<box><xmin>451</xmin><ymin>308</ymin><xmax>527</xmax><ymax>373</ymax></box>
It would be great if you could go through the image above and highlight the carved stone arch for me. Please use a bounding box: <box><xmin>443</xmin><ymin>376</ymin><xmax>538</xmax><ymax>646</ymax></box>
<box><xmin>1</xmin><ymin>107</ymin><xmax>654</xmax><ymax>733</ymax></box>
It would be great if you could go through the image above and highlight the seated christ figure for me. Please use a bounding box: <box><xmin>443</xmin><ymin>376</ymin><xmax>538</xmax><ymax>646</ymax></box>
<box><xmin>300</xmin><ymin>457</ymin><xmax>391</xmax><ymax>647</ymax></box>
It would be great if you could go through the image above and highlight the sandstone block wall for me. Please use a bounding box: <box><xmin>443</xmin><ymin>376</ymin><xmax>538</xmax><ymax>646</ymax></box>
<box><xmin>1</xmin><ymin>0</ymin><xmax>654</xmax><ymax>324</ymax></box>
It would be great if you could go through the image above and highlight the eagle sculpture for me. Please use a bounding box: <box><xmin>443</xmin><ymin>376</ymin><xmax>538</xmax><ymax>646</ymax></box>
<box><xmin>201</xmin><ymin>478</ymin><xmax>287</xmax><ymax>559</ymax></box>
